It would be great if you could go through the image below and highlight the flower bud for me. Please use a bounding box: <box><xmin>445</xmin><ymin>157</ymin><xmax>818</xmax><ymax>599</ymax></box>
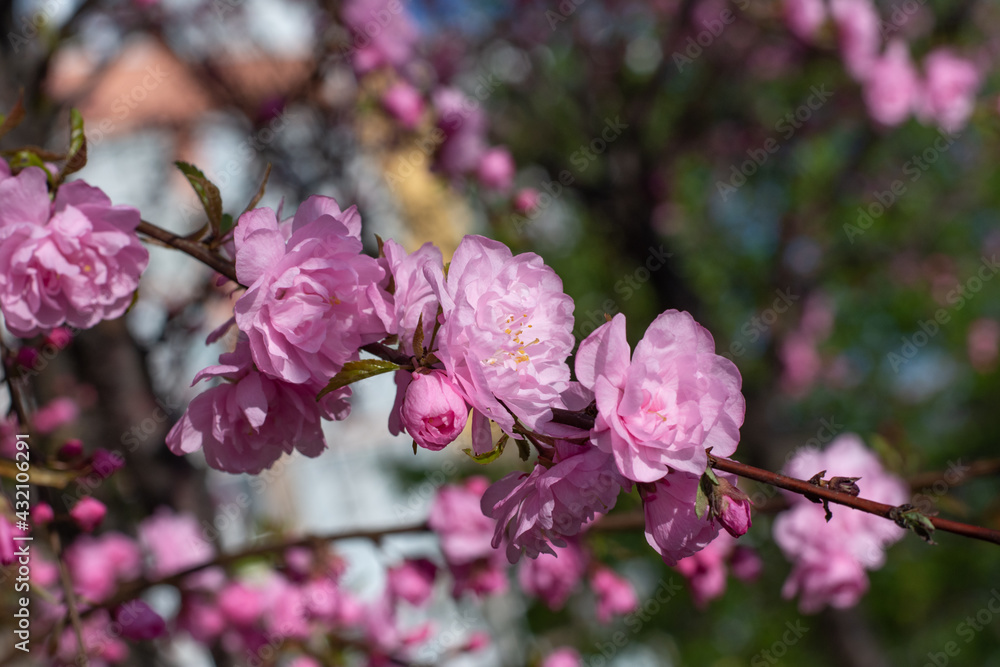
<box><xmin>714</xmin><ymin>478</ymin><xmax>752</xmax><ymax>538</ymax></box>
<box><xmin>400</xmin><ymin>371</ymin><xmax>469</xmax><ymax>451</ymax></box>
<box><xmin>70</xmin><ymin>497</ymin><xmax>107</xmax><ymax>532</ymax></box>
<box><xmin>33</xmin><ymin>503</ymin><xmax>54</xmax><ymax>525</ymax></box>
<box><xmin>58</xmin><ymin>438</ymin><xmax>84</xmax><ymax>460</ymax></box>
<box><xmin>115</xmin><ymin>599</ymin><xmax>167</xmax><ymax>640</ymax></box>
<box><xmin>476</xmin><ymin>147</ymin><xmax>515</xmax><ymax>192</ymax></box>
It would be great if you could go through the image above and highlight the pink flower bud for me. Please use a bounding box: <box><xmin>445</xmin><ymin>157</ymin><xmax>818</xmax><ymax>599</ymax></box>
<box><xmin>70</xmin><ymin>497</ymin><xmax>107</xmax><ymax>532</ymax></box>
<box><xmin>115</xmin><ymin>599</ymin><xmax>167</xmax><ymax>640</ymax></box>
<box><xmin>382</xmin><ymin>81</ymin><xmax>425</xmax><ymax>130</ymax></box>
<box><xmin>476</xmin><ymin>147</ymin><xmax>515</xmax><ymax>192</ymax></box>
<box><xmin>92</xmin><ymin>449</ymin><xmax>125</xmax><ymax>478</ymax></box>
<box><xmin>513</xmin><ymin>188</ymin><xmax>541</xmax><ymax>214</ymax></box>
<box><xmin>400</xmin><ymin>371</ymin><xmax>469</xmax><ymax>451</ymax></box>
<box><xmin>33</xmin><ymin>503</ymin><xmax>54</xmax><ymax>524</ymax></box>
<box><xmin>718</xmin><ymin>493</ymin><xmax>752</xmax><ymax>538</ymax></box>
<box><xmin>729</xmin><ymin>545</ymin><xmax>763</xmax><ymax>581</ymax></box>
<box><xmin>59</xmin><ymin>439</ymin><xmax>84</xmax><ymax>459</ymax></box>
<box><xmin>542</xmin><ymin>648</ymin><xmax>582</xmax><ymax>667</ymax></box>
<box><xmin>46</xmin><ymin>327</ymin><xmax>73</xmax><ymax>349</ymax></box>
<box><xmin>16</xmin><ymin>347</ymin><xmax>39</xmax><ymax>370</ymax></box>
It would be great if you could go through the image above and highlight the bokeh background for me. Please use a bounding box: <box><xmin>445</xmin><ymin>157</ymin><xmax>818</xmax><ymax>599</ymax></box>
<box><xmin>2</xmin><ymin>0</ymin><xmax>1000</xmax><ymax>665</ymax></box>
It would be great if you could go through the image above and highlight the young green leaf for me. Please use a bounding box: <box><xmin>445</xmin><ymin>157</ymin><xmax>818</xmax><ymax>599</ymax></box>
<box><xmin>175</xmin><ymin>161</ymin><xmax>224</xmax><ymax>233</ymax></box>
<box><xmin>318</xmin><ymin>359</ymin><xmax>400</xmax><ymax>398</ymax></box>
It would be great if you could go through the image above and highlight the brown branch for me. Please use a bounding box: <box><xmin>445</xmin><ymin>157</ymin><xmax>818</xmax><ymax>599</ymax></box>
<box><xmin>137</xmin><ymin>220</ymin><xmax>239</xmax><ymax>284</ymax></box>
<box><xmin>84</xmin><ymin>520</ymin><xmax>429</xmax><ymax>616</ymax></box>
<box><xmin>708</xmin><ymin>455</ymin><xmax>1000</xmax><ymax>546</ymax></box>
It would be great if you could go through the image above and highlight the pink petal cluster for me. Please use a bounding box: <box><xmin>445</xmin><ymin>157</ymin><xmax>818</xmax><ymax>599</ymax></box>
<box><xmin>773</xmin><ymin>434</ymin><xmax>908</xmax><ymax>613</ymax></box>
<box><xmin>342</xmin><ymin>0</ymin><xmax>418</xmax><ymax>74</ymax></box>
<box><xmin>70</xmin><ymin>497</ymin><xmax>107</xmax><ymax>532</ymax></box>
<box><xmin>517</xmin><ymin>542</ymin><xmax>586</xmax><ymax>610</ymax></box>
<box><xmin>234</xmin><ymin>197</ymin><xmax>387</xmax><ymax>387</ymax></box>
<box><xmin>830</xmin><ymin>0</ymin><xmax>881</xmax><ymax>80</ymax></box>
<box><xmin>590</xmin><ymin>566</ymin><xmax>639</xmax><ymax>623</ymax></box>
<box><xmin>399</xmin><ymin>371</ymin><xmax>469</xmax><ymax>450</ymax></box>
<box><xmin>863</xmin><ymin>40</ymin><xmax>919</xmax><ymax>127</ymax></box>
<box><xmin>138</xmin><ymin>507</ymin><xmax>215</xmax><ymax>578</ymax></box>
<box><xmin>382</xmin><ymin>81</ymin><xmax>425</xmax><ymax>129</ymax></box>
<box><xmin>166</xmin><ymin>339</ymin><xmax>332</xmax><ymax>474</ymax></box>
<box><xmin>428</xmin><ymin>477</ymin><xmax>509</xmax><ymax>596</ymax></box>
<box><xmin>64</xmin><ymin>532</ymin><xmax>142</xmax><ymax>603</ymax></box>
<box><xmin>434</xmin><ymin>88</ymin><xmax>489</xmax><ymax>177</ymax></box>
<box><xmin>783</xmin><ymin>0</ymin><xmax>826</xmax><ymax>42</ymax></box>
<box><xmin>642</xmin><ymin>472</ymin><xmax>721</xmax><ymax>565</ymax></box>
<box><xmin>0</xmin><ymin>167</ymin><xmax>148</xmax><ymax>337</ymax></box>
<box><xmin>542</xmin><ymin>648</ymin><xmax>582</xmax><ymax>667</ymax></box>
<box><xmin>917</xmin><ymin>49</ymin><xmax>981</xmax><ymax>132</ymax></box>
<box><xmin>675</xmin><ymin>532</ymin><xmax>761</xmax><ymax>607</ymax></box>
<box><xmin>482</xmin><ymin>441</ymin><xmax>625</xmax><ymax>562</ymax></box>
<box><xmin>387</xmin><ymin>559</ymin><xmax>437</xmax><ymax>606</ymax></box>
<box><xmin>433</xmin><ymin>235</ymin><xmax>575</xmax><ymax>451</ymax></box>
<box><xmin>576</xmin><ymin>310</ymin><xmax>744</xmax><ymax>482</ymax></box>
<box><xmin>476</xmin><ymin>147</ymin><xmax>516</xmax><ymax>192</ymax></box>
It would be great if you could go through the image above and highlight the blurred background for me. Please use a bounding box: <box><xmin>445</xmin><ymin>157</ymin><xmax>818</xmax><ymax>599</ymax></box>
<box><xmin>2</xmin><ymin>0</ymin><xmax>1000</xmax><ymax>665</ymax></box>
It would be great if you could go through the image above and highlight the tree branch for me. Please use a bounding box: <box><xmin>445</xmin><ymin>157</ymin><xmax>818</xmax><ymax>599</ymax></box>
<box><xmin>137</xmin><ymin>220</ymin><xmax>239</xmax><ymax>284</ymax></box>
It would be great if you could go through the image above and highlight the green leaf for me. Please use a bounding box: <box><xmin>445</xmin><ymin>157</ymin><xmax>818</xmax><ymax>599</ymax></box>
<box><xmin>318</xmin><ymin>359</ymin><xmax>400</xmax><ymax>398</ymax></box>
<box><xmin>463</xmin><ymin>433</ymin><xmax>508</xmax><ymax>465</ymax></box>
<box><xmin>175</xmin><ymin>161</ymin><xmax>224</xmax><ymax>233</ymax></box>
<box><xmin>56</xmin><ymin>108</ymin><xmax>88</xmax><ymax>185</ymax></box>
<box><xmin>703</xmin><ymin>466</ymin><xmax>720</xmax><ymax>485</ymax></box>
<box><xmin>695</xmin><ymin>481</ymin><xmax>709</xmax><ymax>520</ymax></box>
<box><xmin>0</xmin><ymin>93</ymin><xmax>26</xmax><ymax>142</ymax></box>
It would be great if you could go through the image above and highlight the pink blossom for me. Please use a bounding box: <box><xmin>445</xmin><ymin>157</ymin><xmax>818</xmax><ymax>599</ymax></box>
<box><xmin>576</xmin><ymin>311</ymin><xmax>744</xmax><ymax>482</ymax></box>
<box><xmin>863</xmin><ymin>40</ymin><xmax>919</xmax><ymax>126</ymax></box>
<box><xmin>432</xmin><ymin>235</ymin><xmax>575</xmax><ymax>451</ymax></box>
<box><xmin>114</xmin><ymin>599</ymin><xmax>167</xmax><ymax>640</ymax></box>
<box><xmin>33</xmin><ymin>397</ymin><xmax>78</xmax><ymax>434</ymax></box>
<box><xmin>176</xmin><ymin>597</ymin><xmax>226</xmax><ymax>643</ymax></box>
<box><xmin>58</xmin><ymin>438</ymin><xmax>84</xmax><ymax>459</ymax></box>
<box><xmin>476</xmin><ymin>147</ymin><xmax>516</xmax><ymax>192</ymax></box>
<box><xmin>382</xmin><ymin>81</ymin><xmax>425</xmax><ymax>129</ymax></box>
<box><xmin>591</xmin><ymin>566</ymin><xmax>638</xmax><ymax>623</ymax></box>
<box><xmin>830</xmin><ymin>0</ymin><xmax>881</xmax><ymax>81</ymax></box>
<box><xmin>773</xmin><ymin>434</ymin><xmax>908</xmax><ymax>612</ymax></box>
<box><xmin>233</xmin><ymin>197</ymin><xmax>387</xmax><ymax>387</ymax></box>
<box><xmin>783</xmin><ymin>0</ymin><xmax>826</xmax><ymax>41</ymax></box>
<box><xmin>917</xmin><ymin>49</ymin><xmax>981</xmax><ymax>132</ymax></box>
<box><xmin>166</xmin><ymin>339</ymin><xmax>333</xmax><ymax>474</ymax></box>
<box><xmin>138</xmin><ymin>507</ymin><xmax>215</xmax><ymax>579</ymax></box>
<box><xmin>517</xmin><ymin>542</ymin><xmax>586</xmax><ymax>610</ymax></box>
<box><xmin>218</xmin><ymin>581</ymin><xmax>266</xmax><ymax>626</ymax></box>
<box><xmin>642</xmin><ymin>472</ymin><xmax>719</xmax><ymax>565</ymax></box>
<box><xmin>399</xmin><ymin>371</ymin><xmax>469</xmax><ymax>450</ymax></box>
<box><xmin>53</xmin><ymin>609</ymin><xmax>129</xmax><ymax>665</ymax></box>
<box><xmin>0</xmin><ymin>169</ymin><xmax>149</xmax><ymax>337</ymax></box>
<box><xmin>342</xmin><ymin>0</ymin><xmax>418</xmax><ymax>74</ymax></box>
<box><xmin>91</xmin><ymin>449</ymin><xmax>125</xmax><ymax>478</ymax></box>
<box><xmin>449</xmin><ymin>555</ymin><xmax>510</xmax><ymax>597</ymax></box>
<box><xmin>514</xmin><ymin>188</ymin><xmax>541</xmax><ymax>214</ymax></box>
<box><xmin>65</xmin><ymin>532</ymin><xmax>142</xmax><ymax>603</ymax></box>
<box><xmin>428</xmin><ymin>477</ymin><xmax>496</xmax><ymax>565</ymax></box>
<box><xmin>34</xmin><ymin>502</ymin><xmax>54</xmax><ymax>524</ymax></box>
<box><xmin>780</xmin><ymin>332</ymin><xmax>823</xmax><ymax>395</ymax></box>
<box><xmin>434</xmin><ymin>88</ymin><xmax>489</xmax><ymax>176</ymax></box>
<box><xmin>388</xmin><ymin>559</ymin><xmax>437</xmax><ymax>606</ymax></box>
<box><xmin>675</xmin><ymin>531</ymin><xmax>759</xmax><ymax>607</ymax></box>
<box><xmin>482</xmin><ymin>442</ymin><xmax>625</xmax><ymax>562</ymax></box>
<box><xmin>70</xmin><ymin>497</ymin><xmax>107</xmax><ymax>532</ymax></box>
<box><xmin>542</xmin><ymin>648</ymin><xmax>582</xmax><ymax>667</ymax></box>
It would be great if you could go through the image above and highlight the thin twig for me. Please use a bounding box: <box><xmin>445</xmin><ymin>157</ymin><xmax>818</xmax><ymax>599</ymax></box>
<box><xmin>137</xmin><ymin>220</ymin><xmax>239</xmax><ymax>284</ymax></box>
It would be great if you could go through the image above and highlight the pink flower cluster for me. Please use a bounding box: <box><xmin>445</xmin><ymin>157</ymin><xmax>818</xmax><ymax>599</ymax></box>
<box><xmin>784</xmin><ymin>0</ymin><xmax>981</xmax><ymax>130</ymax></box>
<box><xmin>773</xmin><ymin>434</ymin><xmax>908</xmax><ymax>612</ymax></box>
<box><xmin>0</xmin><ymin>164</ymin><xmax>148</xmax><ymax>337</ymax></box>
